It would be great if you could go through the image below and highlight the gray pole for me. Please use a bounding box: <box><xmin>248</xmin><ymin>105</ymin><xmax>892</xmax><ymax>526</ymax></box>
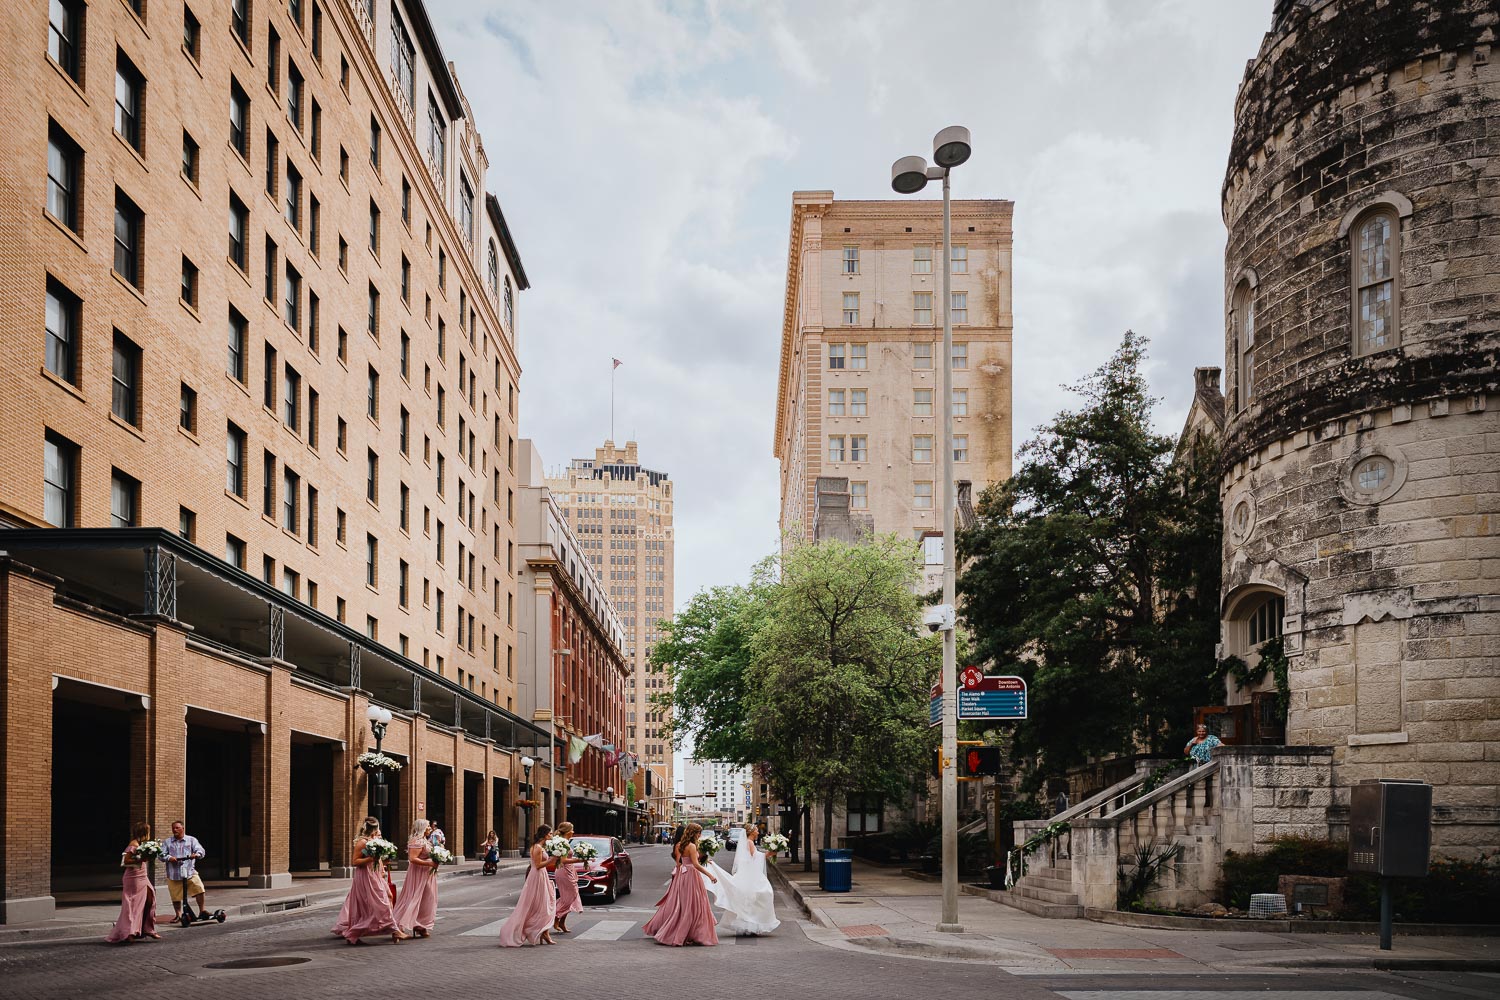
<box><xmin>938</xmin><ymin>168</ymin><xmax>963</xmax><ymax>933</ymax></box>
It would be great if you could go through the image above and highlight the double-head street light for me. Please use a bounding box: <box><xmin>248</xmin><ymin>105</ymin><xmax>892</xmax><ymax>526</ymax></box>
<box><xmin>892</xmin><ymin>125</ymin><xmax>971</xmax><ymax>935</ymax></box>
<box><xmin>365</xmin><ymin>704</ymin><xmax>394</xmax><ymax>833</ymax></box>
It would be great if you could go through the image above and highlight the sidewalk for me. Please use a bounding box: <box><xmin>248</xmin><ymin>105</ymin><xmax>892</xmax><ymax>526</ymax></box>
<box><xmin>772</xmin><ymin>858</ymin><xmax>1500</xmax><ymax>973</ymax></box>
<box><xmin>0</xmin><ymin>859</ymin><xmax>530</xmax><ymax>944</ymax></box>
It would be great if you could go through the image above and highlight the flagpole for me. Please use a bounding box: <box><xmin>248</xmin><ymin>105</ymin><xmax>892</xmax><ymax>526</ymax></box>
<box><xmin>610</xmin><ymin>361</ymin><xmax>616</xmax><ymax>443</ymax></box>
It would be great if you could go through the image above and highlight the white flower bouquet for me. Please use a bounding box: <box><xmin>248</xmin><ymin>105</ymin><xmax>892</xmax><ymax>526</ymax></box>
<box><xmin>428</xmin><ymin>844</ymin><xmax>454</xmax><ymax>865</ymax></box>
<box><xmin>761</xmin><ymin>833</ymin><xmax>789</xmax><ymax>854</ymax></box>
<box><xmin>570</xmin><ymin>841</ymin><xmax>600</xmax><ymax>862</ymax></box>
<box><xmin>132</xmin><ymin>840</ymin><xmax>165</xmax><ymax>861</ymax></box>
<box><xmin>362</xmin><ymin>837</ymin><xmax>399</xmax><ymax>862</ymax></box>
<box><xmin>698</xmin><ymin>834</ymin><xmax>723</xmax><ymax>859</ymax></box>
<box><xmin>544</xmin><ymin>836</ymin><xmax>573</xmax><ymax>859</ymax></box>
<box><xmin>357</xmin><ymin>751</ymin><xmax>403</xmax><ymax>772</ymax></box>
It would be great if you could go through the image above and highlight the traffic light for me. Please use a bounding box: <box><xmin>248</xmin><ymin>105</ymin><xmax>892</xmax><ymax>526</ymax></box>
<box><xmin>958</xmin><ymin>745</ymin><xmax>1002</xmax><ymax>778</ymax></box>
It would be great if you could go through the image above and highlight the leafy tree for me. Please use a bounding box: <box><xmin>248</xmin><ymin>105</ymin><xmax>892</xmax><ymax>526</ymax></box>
<box><xmin>957</xmin><ymin>331</ymin><xmax>1222</xmax><ymax>783</ymax></box>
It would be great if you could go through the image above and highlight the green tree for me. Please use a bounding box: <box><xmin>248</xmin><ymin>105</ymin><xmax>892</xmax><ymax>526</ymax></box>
<box><xmin>957</xmin><ymin>331</ymin><xmax>1222</xmax><ymax>782</ymax></box>
<box><xmin>747</xmin><ymin>535</ymin><xmax>940</xmax><ymax>850</ymax></box>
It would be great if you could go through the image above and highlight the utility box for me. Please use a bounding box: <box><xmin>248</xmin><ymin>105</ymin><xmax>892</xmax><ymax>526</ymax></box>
<box><xmin>1348</xmin><ymin>779</ymin><xmax>1432</xmax><ymax>877</ymax></box>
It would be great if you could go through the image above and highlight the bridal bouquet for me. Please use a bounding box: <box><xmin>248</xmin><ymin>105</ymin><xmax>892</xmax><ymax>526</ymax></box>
<box><xmin>429</xmin><ymin>844</ymin><xmax>454</xmax><ymax>865</ymax></box>
<box><xmin>570</xmin><ymin>841</ymin><xmax>600</xmax><ymax>863</ymax></box>
<box><xmin>132</xmin><ymin>840</ymin><xmax>165</xmax><ymax>861</ymax></box>
<box><xmin>362</xmin><ymin>837</ymin><xmax>399</xmax><ymax>862</ymax></box>
<box><xmin>544</xmin><ymin>836</ymin><xmax>573</xmax><ymax>859</ymax></box>
<box><xmin>761</xmin><ymin>833</ymin><xmax>789</xmax><ymax>854</ymax></box>
<box><xmin>698</xmin><ymin>834</ymin><xmax>723</xmax><ymax>859</ymax></box>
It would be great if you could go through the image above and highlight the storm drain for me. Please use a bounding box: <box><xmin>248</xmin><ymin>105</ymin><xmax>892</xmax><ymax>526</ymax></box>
<box><xmin>203</xmin><ymin>957</ymin><xmax>312</xmax><ymax>970</ymax></box>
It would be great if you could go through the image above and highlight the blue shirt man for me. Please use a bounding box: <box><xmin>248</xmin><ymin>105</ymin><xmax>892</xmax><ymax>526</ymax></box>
<box><xmin>163</xmin><ymin>822</ymin><xmax>208</xmax><ymax>919</ymax></box>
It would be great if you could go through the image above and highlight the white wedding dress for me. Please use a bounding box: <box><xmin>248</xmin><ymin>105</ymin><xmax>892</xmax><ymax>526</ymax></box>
<box><xmin>706</xmin><ymin>840</ymin><xmax>780</xmax><ymax>936</ymax></box>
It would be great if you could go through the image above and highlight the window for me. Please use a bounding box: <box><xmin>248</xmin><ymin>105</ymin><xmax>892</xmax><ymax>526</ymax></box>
<box><xmin>181</xmin><ymin>3</ymin><xmax>200</xmax><ymax>56</ymax></box>
<box><xmin>850</xmin><ymin>481</ymin><xmax>867</xmax><ymax>510</ymax></box>
<box><xmin>337</xmin><ymin>328</ymin><xmax>348</xmax><ymax>364</ymax></box>
<box><xmin>265</xmin><ymin>130</ymin><xmax>279</xmax><ymax>197</ymax></box>
<box><xmin>846</xmin><ymin>793</ymin><xmax>883</xmax><ymax>834</ymax></box>
<box><xmin>336</xmin><ymin>508</ymin><xmax>347</xmax><ymax>544</ymax></box>
<box><xmin>913</xmin><ymin>246</ymin><xmax>932</xmax><ymax>274</ymax></box>
<box><xmin>113</xmin><ymin>191</ymin><xmax>143</xmax><ymax>288</ymax></box>
<box><xmin>366</xmin><ymin>534</ymin><xmax>378</xmax><ymax>587</ymax></box>
<box><xmin>179</xmin><ymin>506</ymin><xmax>196</xmax><ymax>541</ymax></box>
<box><xmin>282</xmin><ymin>468</ymin><xmax>300</xmax><ymax>532</ymax></box>
<box><xmin>912</xmin><ymin>435</ymin><xmax>933</xmax><ymax>463</ymax></box>
<box><xmin>401</xmin><ymin>256</ymin><xmax>410</xmax><ymax>303</ymax></box>
<box><xmin>312</xmin><ymin>1</ymin><xmax>322</xmax><ymax>57</ymax></box>
<box><xmin>262</xmin><ymin>450</ymin><xmax>276</xmax><ymax>515</ymax></box>
<box><xmin>487</xmin><ymin>242</ymin><xmax>499</xmax><ymax>295</ymax></box>
<box><xmin>368</xmin><ymin>199</ymin><xmax>380</xmax><ymax>254</ymax></box>
<box><xmin>226</xmin><ymin>308</ymin><xmax>247</xmax><ymax>382</ymax></box>
<box><xmin>400</xmin><ymin>332</ymin><xmax>411</xmax><ymax>379</ymax></box>
<box><xmin>285</xmin><ymin>164</ymin><xmax>302</xmax><ymax>229</ymax></box>
<box><xmin>284</xmin><ymin>364</ymin><xmax>300</xmax><ymax>430</ymax></box>
<box><xmin>850</xmin><ymin>388</ymin><xmax>867</xmax><ymax>416</ymax></box>
<box><xmin>401</xmin><ymin>176</ymin><xmax>411</xmax><ymax>226</ymax></box>
<box><xmin>951</xmin><ymin>291</ymin><xmax>968</xmax><ymax>325</ymax></box>
<box><xmin>913</xmin><ymin>481</ymin><xmax>933</xmax><ymax>509</ymax></box>
<box><xmin>850</xmin><ymin>435</ymin><xmax>867</xmax><ymax>462</ymax></box>
<box><xmin>428</xmin><ymin>97</ymin><xmax>446</xmax><ymax>174</ymax></box>
<box><xmin>954</xmin><ymin>435</ymin><xmax>969</xmax><ymax>462</ymax></box>
<box><xmin>45</xmin><ymin>277</ymin><xmax>80</xmax><ymax>385</ymax></box>
<box><xmin>111</xmin><ymin>332</ymin><xmax>141</xmax><ymax>426</ymax></box>
<box><xmin>114</xmin><ymin>53</ymin><xmax>144</xmax><ymax>152</ymax></box>
<box><xmin>400</xmin><ymin>406</ymin><xmax>410</xmax><ymax>453</ymax></box>
<box><xmin>1233</xmin><ymin>279</ymin><xmax>1255</xmax><ymax>408</ymax></box>
<box><xmin>842</xmin><ymin>292</ymin><xmax>859</xmax><ymax>326</ymax></box>
<box><xmin>399</xmin><ymin>560</ymin><xmax>410</xmax><ymax>607</ymax></box>
<box><xmin>338</xmin><ymin>236</ymin><xmax>348</xmax><ymax>271</ymax></box>
<box><xmin>951</xmin><ymin>245</ymin><xmax>967</xmax><ymax>273</ymax></box>
<box><xmin>366</xmin><ymin>449</ymin><xmax>379</xmax><ymax>503</ymax></box>
<box><xmin>390</xmin><ymin>10</ymin><xmax>415</xmax><ymax>103</ymax></box>
<box><xmin>47</xmin><ymin>123</ymin><xmax>82</xmax><ymax>233</ymax></box>
<box><xmin>307</xmin><ymin>388</ymin><xmax>319</xmax><ymax>447</ymax></box>
<box><xmin>340</xmin><ymin>54</ymin><xmax>349</xmax><ymax>92</ymax></box>
<box><xmin>504</xmin><ymin>277</ymin><xmax>515</xmax><ymax>329</ymax></box>
<box><xmin>336</xmin><ymin>417</ymin><xmax>347</xmax><ymax>453</ymax></box>
<box><xmin>952</xmin><ymin>388</ymin><xmax>968</xmax><ymax>417</ymax></box>
<box><xmin>230</xmin><ymin>80</ymin><xmax>249</xmax><ymax>157</ymax></box>
<box><xmin>850</xmin><ymin>344</ymin><xmax>868</xmax><ymax>370</ymax></box>
<box><xmin>828</xmin><ymin>389</ymin><xmax>845</xmax><ymax>416</ymax></box>
<box><xmin>951</xmin><ymin>343</ymin><xmax>968</xmax><ymax>369</ymax></box>
<box><xmin>263</xmin><ymin>342</ymin><xmax>277</xmax><ymax>408</ymax></box>
<box><xmin>110</xmin><ymin>469</ymin><xmax>140</xmax><ymax>527</ymax></box>
<box><xmin>264</xmin><ymin>237</ymin><xmax>278</xmax><ymax>302</ymax></box>
<box><xmin>828</xmin><ymin>436</ymin><xmax>845</xmax><ymax>462</ymax></box>
<box><xmin>369</xmin><ymin>116</ymin><xmax>381</xmax><ymax>170</ymax></box>
<box><xmin>48</xmin><ymin>0</ymin><xmax>84</xmax><ymax>82</ymax></box>
<box><xmin>400</xmin><ymin>483</ymin><xmax>410</xmax><ymax>531</ymax></box>
<box><xmin>913</xmin><ymin>292</ymin><xmax>933</xmax><ymax>325</ymax></box>
<box><xmin>182</xmin><ymin>130</ymin><xmax>200</xmax><ymax>185</ymax></box>
<box><xmin>842</xmin><ymin>246</ymin><xmax>859</xmax><ymax>274</ymax></box>
<box><xmin>367</xmin><ymin>366</ymin><xmax>379</xmax><ymax>420</ymax></box>
<box><xmin>308</xmin><ymin>196</ymin><xmax>321</xmax><ymax>256</ymax></box>
<box><xmin>231</xmin><ymin>0</ymin><xmax>250</xmax><ymax>47</ymax></box>
<box><xmin>913</xmin><ymin>342</ymin><xmax>933</xmax><ymax>370</ymax></box>
<box><xmin>459</xmin><ymin>175</ymin><xmax>475</xmax><ymax>243</ymax></box>
<box><xmin>287</xmin><ymin>62</ymin><xmax>303</xmax><ymax>130</ymax></box>
<box><xmin>266</xmin><ymin>27</ymin><xmax>280</xmax><ymax>92</ymax></box>
<box><xmin>179</xmin><ymin>383</ymin><xmax>197</xmax><ymax>432</ymax></box>
<box><xmin>1353</xmin><ymin>209</ymin><xmax>1400</xmax><ymax>356</ymax></box>
<box><xmin>367</xmin><ymin>283</ymin><xmax>380</xmax><ymax>338</ymax></box>
<box><xmin>339</xmin><ymin>146</ymin><xmax>348</xmax><ymax>184</ymax></box>
<box><xmin>284</xmin><ymin>264</ymin><xmax>301</xmax><ymax>329</ymax></box>
<box><xmin>229</xmin><ymin>193</ymin><xmax>249</xmax><ymax>269</ymax></box>
<box><xmin>43</xmin><ymin>430</ymin><xmax>78</xmax><ymax>527</ymax></box>
<box><xmin>913</xmin><ymin>389</ymin><xmax>933</xmax><ymax>416</ymax></box>
<box><xmin>225</xmin><ymin>534</ymin><xmax>246</xmax><ymax>568</ymax></box>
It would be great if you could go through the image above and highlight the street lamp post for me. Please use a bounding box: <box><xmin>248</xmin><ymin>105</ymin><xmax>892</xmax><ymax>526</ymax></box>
<box><xmin>892</xmin><ymin>125</ymin><xmax>972</xmax><ymax>935</ymax></box>
<box><xmin>520</xmin><ymin>754</ymin><xmax>535</xmax><ymax>843</ymax></box>
<box><xmin>365</xmin><ymin>704</ymin><xmax>394</xmax><ymax>833</ymax></box>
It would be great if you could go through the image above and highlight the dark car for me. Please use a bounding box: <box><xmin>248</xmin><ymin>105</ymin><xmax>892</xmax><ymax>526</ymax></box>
<box><xmin>549</xmin><ymin>836</ymin><xmax>633</xmax><ymax>904</ymax></box>
<box><xmin>726</xmin><ymin>827</ymin><xmax>746</xmax><ymax>852</ymax></box>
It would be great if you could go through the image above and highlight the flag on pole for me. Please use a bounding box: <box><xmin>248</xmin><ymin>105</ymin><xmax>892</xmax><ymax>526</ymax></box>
<box><xmin>612</xmin><ymin>358</ymin><xmax>622</xmax><ymax>369</ymax></box>
<box><xmin>568</xmin><ymin>736</ymin><xmax>587</xmax><ymax>764</ymax></box>
<box><xmin>582</xmin><ymin>733</ymin><xmax>606</xmax><ymax>750</ymax></box>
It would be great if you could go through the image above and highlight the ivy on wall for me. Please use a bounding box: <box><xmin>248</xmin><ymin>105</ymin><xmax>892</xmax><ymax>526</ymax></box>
<box><xmin>1214</xmin><ymin>636</ymin><xmax>1289</xmax><ymax>721</ymax></box>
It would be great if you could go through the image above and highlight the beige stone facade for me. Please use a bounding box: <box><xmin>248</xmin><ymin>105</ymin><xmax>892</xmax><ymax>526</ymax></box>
<box><xmin>775</xmin><ymin>192</ymin><xmax>1014</xmax><ymax>551</ymax></box>
<box><xmin>546</xmin><ymin>441</ymin><xmax>675</xmax><ymax>830</ymax></box>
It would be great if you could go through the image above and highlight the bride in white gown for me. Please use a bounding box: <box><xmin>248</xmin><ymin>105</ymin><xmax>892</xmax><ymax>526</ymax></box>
<box><xmin>705</xmin><ymin>824</ymin><xmax>780</xmax><ymax>936</ymax></box>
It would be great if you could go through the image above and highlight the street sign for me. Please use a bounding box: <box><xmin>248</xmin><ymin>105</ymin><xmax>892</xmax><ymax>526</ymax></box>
<box><xmin>929</xmin><ymin>682</ymin><xmax>943</xmax><ymax>728</ymax></box>
<box><xmin>957</xmin><ymin>673</ymin><xmax>1027</xmax><ymax>720</ymax></box>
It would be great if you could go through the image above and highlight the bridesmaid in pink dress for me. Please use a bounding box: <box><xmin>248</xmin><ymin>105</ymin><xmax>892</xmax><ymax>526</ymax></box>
<box><xmin>551</xmin><ymin>821</ymin><xmax>585</xmax><ymax>935</ymax></box>
<box><xmin>331</xmin><ymin>816</ymin><xmax>410</xmax><ymax>945</ymax></box>
<box><xmin>105</xmin><ymin>821</ymin><xmax>161</xmax><ymax>944</ymax></box>
<box><xmin>498</xmin><ymin>825</ymin><xmax>557</xmax><ymax>947</ymax></box>
<box><xmin>393</xmin><ymin>818</ymin><xmax>439</xmax><ymax>938</ymax></box>
<box><xmin>643</xmin><ymin>823</ymin><xmax>719</xmax><ymax>947</ymax></box>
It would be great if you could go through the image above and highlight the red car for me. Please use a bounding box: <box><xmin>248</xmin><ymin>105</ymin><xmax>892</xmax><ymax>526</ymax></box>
<box><xmin>548</xmin><ymin>836</ymin><xmax>634</xmax><ymax>904</ymax></box>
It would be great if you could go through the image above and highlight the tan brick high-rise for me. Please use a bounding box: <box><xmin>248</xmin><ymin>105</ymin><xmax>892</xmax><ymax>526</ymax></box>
<box><xmin>775</xmin><ymin>192</ymin><xmax>1014</xmax><ymax>558</ymax></box>
<box><xmin>0</xmin><ymin>0</ymin><xmax>551</xmax><ymax>921</ymax></box>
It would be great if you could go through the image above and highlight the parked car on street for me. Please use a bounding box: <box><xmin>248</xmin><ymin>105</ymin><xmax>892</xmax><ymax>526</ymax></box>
<box><xmin>726</xmin><ymin>827</ymin><xmax>746</xmax><ymax>852</ymax></box>
<box><xmin>548</xmin><ymin>835</ymin><xmax>633</xmax><ymax>904</ymax></box>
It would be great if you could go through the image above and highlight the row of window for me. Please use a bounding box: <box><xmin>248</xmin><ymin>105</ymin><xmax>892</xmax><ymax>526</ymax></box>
<box><xmin>840</xmin><ymin>292</ymin><xmax>968</xmax><ymax>326</ymax></box>
<box><xmin>840</xmin><ymin>245</ymin><xmax>969</xmax><ymax>275</ymax></box>
<box><xmin>827</xmin><ymin>342</ymin><xmax>970</xmax><ymax>370</ymax></box>
<box><xmin>827</xmin><ymin>388</ymin><xmax>971</xmax><ymax>417</ymax></box>
<box><xmin>828</xmin><ymin>435</ymin><xmax>969</xmax><ymax>465</ymax></box>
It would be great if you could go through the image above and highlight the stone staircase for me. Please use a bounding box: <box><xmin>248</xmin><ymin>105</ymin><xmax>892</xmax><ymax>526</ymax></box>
<box><xmin>992</xmin><ymin>862</ymin><xmax>1082</xmax><ymax>918</ymax></box>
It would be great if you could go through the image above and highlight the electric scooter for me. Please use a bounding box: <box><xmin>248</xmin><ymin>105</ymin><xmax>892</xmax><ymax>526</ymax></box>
<box><xmin>178</xmin><ymin>900</ymin><xmax>227</xmax><ymax>928</ymax></box>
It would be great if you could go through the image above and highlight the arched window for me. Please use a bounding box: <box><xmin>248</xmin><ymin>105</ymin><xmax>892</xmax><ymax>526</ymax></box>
<box><xmin>487</xmin><ymin>241</ymin><xmax>499</xmax><ymax>297</ymax></box>
<box><xmin>1232</xmin><ymin>278</ymin><xmax>1256</xmax><ymax>409</ymax></box>
<box><xmin>503</xmin><ymin>276</ymin><xmax>514</xmax><ymax>330</ymax></box>
<box><xmin>1352</xmin><ymin>208</ymin><xmax>1399</xmax><ymax>355</ymax></box>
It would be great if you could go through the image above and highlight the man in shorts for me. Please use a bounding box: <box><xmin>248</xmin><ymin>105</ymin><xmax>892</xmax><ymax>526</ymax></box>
<box><xmin>163</xmin><ymin>820</ymin><xmax>208</xmax><ymax>920</ymax></box>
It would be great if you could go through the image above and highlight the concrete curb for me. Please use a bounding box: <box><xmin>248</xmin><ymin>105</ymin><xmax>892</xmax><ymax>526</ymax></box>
<box><xmin>767</xmin><ymin>863</ymin><xmax>829</xmax><ymax>928</ymax></box>
<box><xmin>1080</xmin><ymin>905</ymin><xmax>1500</xmax><ymax>937</ymax></box>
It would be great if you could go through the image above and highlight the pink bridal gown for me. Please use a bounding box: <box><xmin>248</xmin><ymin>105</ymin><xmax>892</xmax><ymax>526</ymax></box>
<box><xmin>332</xmin><ymin>842</ymin><xmax>398</xmax><ymax>943</ymax></box>
<box><xmin>643</xmin><ymin>855</ymin><xmax>718</xmax><ymax>946</ymax></box>
<box><xmin>393</xmin><ymin>839</ymin><xmax>438</xmax><ymax>935</ymax></box>
<box><xmin>554</xmin><ymin>858</ymin><xmax>584</xmax><ymax>920</ymax></box>
<box><xmin>498</xmin><ymin>857</ymin><xmax>557</xmax><ymax>947</ymax></box>
<box><xmin>105</xmin><ymin>853</ymin><xmax>157</xmax><ymax>943</ymax></box>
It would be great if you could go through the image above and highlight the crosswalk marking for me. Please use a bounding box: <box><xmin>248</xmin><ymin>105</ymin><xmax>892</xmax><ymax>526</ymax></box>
<box><xmin>459</xmin><ymin>917</ymin><xmax>509</xmax><ymax>937</ymax></box>
<box><xmin>572</xmin><ymin>920</ymin><xmax>636</xmax><ymax>942</ymax></box>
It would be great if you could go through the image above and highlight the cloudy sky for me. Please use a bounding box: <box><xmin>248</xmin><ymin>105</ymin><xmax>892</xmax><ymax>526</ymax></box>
<box><xmin>431</xmin><ymin>0</ymin><xmax>1274</xmax><ymax>609</ymax></box>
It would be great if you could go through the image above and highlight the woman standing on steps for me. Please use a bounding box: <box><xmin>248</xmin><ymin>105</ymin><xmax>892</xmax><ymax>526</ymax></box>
<box><xmin>498</xmin><ymin>825</ymin><xmax>557</xmax><ymax>947</ymax></box>
<box><xmin>332</xmin><ymin>816</ymin><xmax>409</xmax><ymax>945</ymax></box>
<box><xmin>551</xmin><ymin>821</ymin><xmax>585</xmax><ymax>935</ymax></box>
<box><xmin>643</xmin><ymin>822</ymin><xmax>718</xmax><ymax>947</ymax></box>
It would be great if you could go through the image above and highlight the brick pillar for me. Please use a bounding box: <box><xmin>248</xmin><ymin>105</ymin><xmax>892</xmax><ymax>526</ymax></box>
<box><xmin>329</xmin><ymin>741</ymin><xmax>353</xmax><ymax>878</ymax></box>
<box><xmin>0</xmin><ymin>568</ymin><xmax>59</xmax><ymax>923</ymax></box>
<box><xmin>449</xmin><ymin>732</ymin><xmax>464</xmax><ymax>860</ymax></box>
<box><xmin>248</xmin><ymin>660</ymin><xmax>293</xmax><ymax>889</ymax></box>
<box><xmin>405</xmin><ymin>717</ymin><xmax>426</xmax><ymax>846</ymax></box>
<box><xmin>145</xmin><ymin>619</ymin><xmax>189</xmax><ymax>894</ymax></box>
<box><xmin>479</xmin><ymin>744</ymin><xmax>494</xmax><ymax>852</ymax></box>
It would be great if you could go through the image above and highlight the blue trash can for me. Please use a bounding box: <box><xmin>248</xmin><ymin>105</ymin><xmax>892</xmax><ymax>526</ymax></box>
<box><xmin>819</xmin><ymin>849</ymin><xmax>853</xmax><ymax>892</ymax></box>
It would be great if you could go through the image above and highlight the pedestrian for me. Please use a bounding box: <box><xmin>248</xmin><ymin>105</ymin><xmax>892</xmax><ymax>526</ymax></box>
<box><xmin>106</xmin><ymin>821</ymin><xmax>161</xmax><ymax>944</ymax></box>
<box><xmin>642</xmin><ymin>823</ymin><xmax>718</xmax><ymax>947</ymax></box>
<box><xmin>162</xmin><ymin>820</ymin><xmax>208</xmax><ymax>922</ymax></box>
<box><xmin>1185</xmin><ymin>723</ymin><xmax>1223</xmax><ymax>765</ymax></box>
<box><xmin>1053</xmin><ymin>787</ymin><xmax>1070</xmax><ymax>816</ymax></box>
<box><xmin>331</xmin><ymin>816</ymin><xmax>409</xmax><ymax>945</ymax></box>
<box><xmin>428</xmin><ymin>821</ymin><xmax>445</xmax><ymax>849</ymax></box>
<box><xmin>551</xmin><ymin>821</ymin><xmax>584</xmax><ymax>935</ymax></box>
<box><xmin>393</xmin><ymin>818</ymin><xmax>439</xmax><ymax>939</ymax></box>
<box><xmin>498</xmin><ymin>825</ymin><xmax>557</xmax><ymax>946</ymax></box>
<box><xmin>482</xmin><ymin>829</ymin><xmax>500</xmax><ymax>875</ymax></box>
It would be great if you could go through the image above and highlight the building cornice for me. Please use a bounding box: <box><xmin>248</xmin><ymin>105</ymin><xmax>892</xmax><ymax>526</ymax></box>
<box><xmin>487</xmin><ymin>193</ymin><xmax>531</xmax><ymax>290</ymax></box>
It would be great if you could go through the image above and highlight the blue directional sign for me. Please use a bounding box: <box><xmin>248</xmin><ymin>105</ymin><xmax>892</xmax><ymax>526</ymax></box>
<box><xmin>929</xmin><ymin>682</ymin><xmax>943</xmax><ymax>728</ymax></box>
<box><xmin>957</xmin><ymin>673</ymin><xmax>1027</xmax><ymax>721</ymax></box>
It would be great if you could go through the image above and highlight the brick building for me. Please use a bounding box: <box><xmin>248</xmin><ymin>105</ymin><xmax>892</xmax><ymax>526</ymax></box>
<box><xmin>0</xmin><ymin>0</ymin><xmax>549</xmax><ymax>923</ymax></box>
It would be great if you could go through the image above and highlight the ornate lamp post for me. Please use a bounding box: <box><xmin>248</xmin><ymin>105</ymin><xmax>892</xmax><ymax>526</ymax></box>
<box><xmin>365</xmin><ymin>704</ymin><xmax>393</xmax><ymax>832</ymax></box>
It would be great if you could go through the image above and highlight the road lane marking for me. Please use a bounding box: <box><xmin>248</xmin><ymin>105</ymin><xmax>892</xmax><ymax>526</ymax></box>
<box><xmin>459</xmin><ymin>917</ymin><xmax>511</xmax><ymax>936</ymax></box>
<box><xmin>572</xmin><ymin>919</ymin><xmax>636</xmax><ymax>942</ymax></box>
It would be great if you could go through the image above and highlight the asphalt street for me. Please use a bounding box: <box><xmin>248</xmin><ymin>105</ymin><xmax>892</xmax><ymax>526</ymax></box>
<box><xmin>0</xmin><ymin>845</ymin><xmax>1494</xmax><ymax>1000</ymax></box>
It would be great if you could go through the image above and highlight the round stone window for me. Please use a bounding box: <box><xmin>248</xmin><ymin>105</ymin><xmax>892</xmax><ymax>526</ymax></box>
<box><xmin>1227</xmin><ymin>494</ymin><xmax>1256</xmax><ymax>547</ymax></box>
<box><xmin>1340</xmin><ymin>447</ymin><xmax>1407</xmax><ymax>505</ymax></box>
